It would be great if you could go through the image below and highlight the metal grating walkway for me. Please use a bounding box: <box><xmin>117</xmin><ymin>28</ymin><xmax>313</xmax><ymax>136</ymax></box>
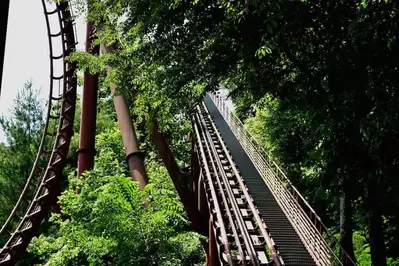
<box><xmin>204</xmin><ymin>95</ymin><xmax>316</xmax><ymax>266</ymax></box>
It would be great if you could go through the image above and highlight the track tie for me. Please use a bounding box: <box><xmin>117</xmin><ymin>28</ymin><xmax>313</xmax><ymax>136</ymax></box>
<box><xmin>45</xmin><ymin>174</ymin><xmax>57</xmax><ymax>184</ymax></box>
<box><xmin>46</xmin><ymin>9</ymin><xmax>58</xmax><ymax>15</ymax></box>
<box><xmin>50</xmin><ymin>31</ymin><xmax>62</xmax><ymax>38</ymax></box>
<box><xmin>51</xmin><ymin>95</ymin><xmax>63</xmax><ymax>101</ymax></box>
<box><xmin>51</xmin><ymin>54</ymin><xmax>63</xmax><ymax>60</ymax></box>
<box><xmin>10</xmin><ymin>238</ymin><xmax>23</xmax><ymax>249</ymax></box>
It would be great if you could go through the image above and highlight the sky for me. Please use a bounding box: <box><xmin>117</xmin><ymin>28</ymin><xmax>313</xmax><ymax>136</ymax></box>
<box><xmin>0</xmin><ymin>0</ymin><xmax>86</xmax><ymax>143</ymax></box>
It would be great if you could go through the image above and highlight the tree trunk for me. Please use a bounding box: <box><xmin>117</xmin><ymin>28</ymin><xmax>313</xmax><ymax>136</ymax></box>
<box><xmin>100</xmin><ymin>43</ymin><xmax>148</xmax><ymax>190</ymax></box>
<box><xmin>339</xmin><ymin>178</ymin><xmax>356</xmax><ymax>265</ymax></box>
<box><xmin>364</xmin><ymin>175</ymin><xmax>387</xmax><ymax>266</ymax></box>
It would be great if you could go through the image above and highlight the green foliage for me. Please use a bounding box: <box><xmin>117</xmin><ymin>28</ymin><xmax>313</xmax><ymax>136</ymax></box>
<box><xmin>28</xmin><ymin>112</ymin><xmax>204</xmax><ymax>265</ymax></box>
<box><xmin>0</xmin><ymin>81</ymin><xmax>44</xmax><ymax>225</ymax></box>
<box><xmin>64</xmin><ymin>0</ymin><xmax>399</xmax><ymax>263</ymax></box>
<box><xmin>29</xmin><ymin>168</ymin><xmax>204</xmax><ymax>265</ymax></box>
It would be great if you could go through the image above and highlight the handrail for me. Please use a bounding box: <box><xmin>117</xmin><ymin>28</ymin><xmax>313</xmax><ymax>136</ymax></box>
<box><xmin>209</xmin><ymin>92</ymin><xmax>357</xmax><ymax>266</ymax></box>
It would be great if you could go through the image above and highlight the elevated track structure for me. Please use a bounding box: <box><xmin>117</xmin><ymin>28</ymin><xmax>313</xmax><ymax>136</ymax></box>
<box><xmin>0</xmin><ymin>0</ymin><xmax>357</xmax><ymax>265</ymax></box>
<box><xmin>0</xmin><ymin>0</ymin><xmax>77</xmax><ymax>264</ymax></box>
<box><xmin>198</xmin><ymin>93</ymin><xmax>356</xmax><ymax>266</ymax></box>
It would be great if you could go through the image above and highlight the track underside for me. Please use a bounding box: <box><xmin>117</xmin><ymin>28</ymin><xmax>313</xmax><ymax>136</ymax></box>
<box><xmin>193</xmin><ymin>102</ymin><xmax>284</xmax><ymax>265</ymax></box>
<box><xmin>0</xmin><ymin>1</ymin><xmax>77</xmax><ymax>264</ymax></box>
<box><xmin>203</xmin><ymin>95</ymin><xmax>315</xmax><ymax>266</ymax></box>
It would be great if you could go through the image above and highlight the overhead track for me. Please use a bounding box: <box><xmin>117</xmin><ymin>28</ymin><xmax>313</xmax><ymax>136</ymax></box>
<box><xmin>0</xmin><ymin>0</ymin><xmax>77</xmax><ymax>264</ymax></box>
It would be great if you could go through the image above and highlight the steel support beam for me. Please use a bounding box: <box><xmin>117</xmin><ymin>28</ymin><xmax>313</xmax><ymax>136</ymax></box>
<box><xmin>208</xmin><ymin>216</ymin><xmax>219</xmax><ymax>266</ymax></box>
<box><xmin>151</xmin><ymin>120</ymin><xmax>208</xmax><ymax>237</ymax></box>
<box><xmin>100</xmin><ymin>43</ymin><xmax>149</xmax><ymax>190</ymax></box>
<box><xmin>191</xmin><ymin>134</ymin><xmax>200</xmax><ymax>195</ymax></box>
<box><xmin>77</xmin><ymin>22</ymin><xmax>99</xmax><ymax>176</ymax></box>
<box><xmin>0</xmin><ymin>0</ymin><xmax>10</xmax><ymax>96</ymax></box>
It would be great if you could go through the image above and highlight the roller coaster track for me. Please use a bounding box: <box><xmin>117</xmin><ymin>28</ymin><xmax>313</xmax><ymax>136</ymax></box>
<box><xmin>193</xmin><ymin>102</ymin><xmax>284</xmax><ymax>265</ymax></box>
<box><xmin>0</xmin><ymin>0</ymin><xmax>77</xmax><ymax>264</ymax></box>
<box><xmin>206</xmin><ymin>92</ymin><xmax>356</xmax><ymax>266</ymax></box>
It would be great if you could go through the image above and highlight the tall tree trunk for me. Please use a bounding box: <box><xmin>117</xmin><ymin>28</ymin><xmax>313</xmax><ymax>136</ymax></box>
<box><xmin>364</xmin><ymin>174</ymin><xmax>387</xmax><ymax>266</ymax></box>
<box><xmin>339</xmin><ymin>177</ymin><xmax>356</xmax><ymax>265</ymax></box>
<box><xmin>100</xmin><ymin>43</ymin><xmax>148</xmax><ymax>190</ymax></box>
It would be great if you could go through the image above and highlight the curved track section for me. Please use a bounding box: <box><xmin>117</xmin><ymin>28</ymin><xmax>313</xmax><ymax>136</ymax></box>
<box><xmin>0</xmin><ymin>1</ymin><xmax>77</xmax><ymax>264</ymax></box>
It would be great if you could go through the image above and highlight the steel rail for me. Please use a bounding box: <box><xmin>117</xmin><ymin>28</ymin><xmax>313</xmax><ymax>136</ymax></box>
<box><xmin>193</xmin><ymin>102</ymin><xmax>283</xmax><ymax>265</ymax></box>
<box><xmin>210</xmin><ymin>92</ymin><xmax>356</xmax><ymax>266</ymax></box>
<box><xmin>213</xmin><ymin>93</ymin><xmax>333</xmax><ymax>265</ymax></box>
<box><xmin>200</xmin><ymin>102</ymin><xmax>285</xmax><ymax>266</ymax></box>
<box><xmin>194</xmin><ymin>110</ymin><xmax>248</xmax><ymax>265</ymax></box>
<box><xmin>0</xmin><ymin>0</ymin><xmax>77</xmax><ymax>264</ymax></box>
<box><xmin>193</xmin><ymin>119</ymin><xmax>234</xmax><ymax>265</ymax></box>
<box><xmin>196</xmin><ymin>105</ymin><xmax>259</xmax><ymax>265</ymax></box>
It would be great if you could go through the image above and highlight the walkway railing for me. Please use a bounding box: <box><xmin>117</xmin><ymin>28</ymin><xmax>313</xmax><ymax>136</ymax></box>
<box><xmin>209</xmin><ymin>92</ymin><xmax>356</xmax><ymax>266</ymax></box>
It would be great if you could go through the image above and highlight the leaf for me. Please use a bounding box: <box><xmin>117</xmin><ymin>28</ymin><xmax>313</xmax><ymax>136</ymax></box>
<box><xmin>267</xmin><ymin>25</ymin><xmax>273</xmax><ymax>34</ymax></box>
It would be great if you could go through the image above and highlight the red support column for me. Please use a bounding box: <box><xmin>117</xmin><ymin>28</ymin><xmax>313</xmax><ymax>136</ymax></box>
<box><xmin>198</xmin><ymin>173</ymin><xmax>209</xmax><ymax>220</ymax></box>
<box><xmin>151</xmin><ymin>120</ymin><xmax>207</xmax><ymax>236</ymax></box>
<box><xmin>100</xmin><ymin>43</ymin><xmax>149</xmax><ymax>190</ymax></box>
<box><xmin>191</xmin><ymin>134</ymin><xmax>200</xmax><ymax>195</ymax></box>
<box><xmin>77</xmin><ymin>22</ymin><xmax>99</xmax><ymax>177</ymax></box>
<box><xmin>208</xmin><ymin>216</ymin><xmax>219</xmax><ymax>266</ymax></box>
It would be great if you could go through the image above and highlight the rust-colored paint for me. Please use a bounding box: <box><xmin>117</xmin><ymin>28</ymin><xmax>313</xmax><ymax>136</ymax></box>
<box><xmin>151</xmin><ymin>120</ymin><xmax>207</xmax><ymax>236</ymax></box>
<box><xmin>100</xmin><ymin>43</ymin><xmax>149</xmax><ymax>190</ymax></box>
<box><xmin>191</xmin><ymin>134</ymin><xmax>200</xmax><ymax>195</ymax></box>
<box><xmin>198</xmin><ymin>173</ymin><xmax>209</xmax><ymax>220</ymax></box>
<box><xmin>208</xmin><ymin>216</ymin><xmax>219</xmax><ymax>266</ymax></box>
<box><xmin>111</xmin><ymin>85</ymin><xmax>149</xmax><ymax>190</ymax></box>
<box><xmin>77</xmin><ymin>22</ymin><xmax>99</xmax><ymax>177</ymax></box>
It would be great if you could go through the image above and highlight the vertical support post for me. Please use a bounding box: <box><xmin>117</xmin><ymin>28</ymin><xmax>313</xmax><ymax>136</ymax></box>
<box><xmin>208</xmin><ymin>216</ymin><xmax>219</xmax><ymax>266</ymax></box>
<box><xmin>100</xmin><ymin>43</ymin><xmax>149</xmax><ymax>190</ymax></box>
<box><xmin>191</xmin><ymin>133</ymin><xmax>200</xmax><ymax>195</ymax></box>
<box><xmin>151</xmin><ymin>120</ymin><xmax>207</xmax><ymax>236</ymax></box>
<box><xmin>77</xmin><ymin>21</ymin><xmax>99</xmax><ymax>177</ymax></box>
<box><xmin>0</xmin><ymin>0</ymin><xmax>10</xmax><ymax>95</ymax></box>
<box><xmin>112</xmin><ymin>91</ymin><xmax>149</xmax><ymax>190</ymax></box>
<box><xmin>198</xmin><ymin>173</ymin><xmax>209</xmax><ymax>220</ymax></box>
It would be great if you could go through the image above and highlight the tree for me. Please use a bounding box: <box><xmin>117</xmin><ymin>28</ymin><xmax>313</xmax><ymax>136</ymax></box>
<box><xmin>67</xmin><ymin>0</ymin><xmax>399</xmax><ymax>264</ymax></box>
<box><xmin>0</xmin><ymin>80</ymin><xmax>44</xmax><ymax>224</ymax></box>
<box><xmin>28</xmin><ymin>122</ymin><xmax>205</xmax><ymax>266</ymax></box>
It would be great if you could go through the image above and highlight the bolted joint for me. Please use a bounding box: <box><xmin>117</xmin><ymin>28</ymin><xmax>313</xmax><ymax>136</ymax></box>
<box><xmin>76</xmin><ymin>147</ymin><xmax>97</xmax><ymax>156</ymax></box>
<box><xmin>126</xmin><ymin>151</ymin><xmax>146</xmax><ymax>163</ymax></box>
